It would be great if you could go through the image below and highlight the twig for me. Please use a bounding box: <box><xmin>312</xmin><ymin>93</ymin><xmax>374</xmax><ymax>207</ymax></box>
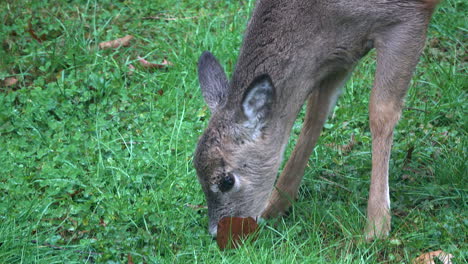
<box><xmin>138</xmin><ymin>56</ymin><xmax>173</xmax><ymax>69</ymax></box>
<box><xmin>27</xmin><ymin>19</ymin><xmax>46</xmax><ymax>43</ymax></box>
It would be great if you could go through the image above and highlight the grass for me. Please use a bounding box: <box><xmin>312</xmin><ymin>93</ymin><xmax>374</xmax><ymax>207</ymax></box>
<box><xmin>0</xmin><ymin>0</ymin><xmax>466</xmax><ymax>263</ymax></box>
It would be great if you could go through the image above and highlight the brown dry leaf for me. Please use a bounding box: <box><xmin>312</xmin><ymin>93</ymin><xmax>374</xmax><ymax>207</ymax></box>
<box><xmin>413</xmin><ymin>250</ymin><xmax>454</xmax><ymax>264</ymax></box>
<box><xmin>3</xmin><ymin>77</ymin><xmax>18</xmax><ymax>87</ymax></box>
<box><xmin>138</xmin><ymin>56</ymin><xmax>173</xmax><ymax>69</ymax></box>
<box><xmin>99</xmin><ymin>218</ymin><xmax>107</xmax><ymax>227</ymax></box>
<box><xmin>217</xmin><ymin>217</ymin><xmax>258</xmax><ymax>250</ymax></box>
<box><xmin>98</xmin><ymin>35</ymin><xmax>134</xmax><ymax>49</ymax></box>
<box><xmin>28</xmin><ymin>19</ymin><xmax>46</xmax><ymax>43</ymax></box>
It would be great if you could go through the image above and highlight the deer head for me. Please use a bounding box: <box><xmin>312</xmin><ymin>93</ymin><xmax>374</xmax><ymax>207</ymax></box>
<box><xmin>194</xmin><ymin>51</ymin><xmax>283</xmax><ymax>236</ymax></box>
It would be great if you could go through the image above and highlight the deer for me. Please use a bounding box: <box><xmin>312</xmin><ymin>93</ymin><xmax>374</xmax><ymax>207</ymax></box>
<box><xmin>194</xmin><ymin>0</ymin><xmax>440</xmax><ymax>240</ymax></box>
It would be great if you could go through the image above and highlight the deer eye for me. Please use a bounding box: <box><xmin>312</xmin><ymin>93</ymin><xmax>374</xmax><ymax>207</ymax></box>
<box><xmin>219</xmin><ymin>172</ymin><xmax>235</xmax><ymax>192</ymax></box>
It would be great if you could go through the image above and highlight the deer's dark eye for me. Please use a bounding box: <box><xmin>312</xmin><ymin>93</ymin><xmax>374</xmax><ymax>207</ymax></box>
<box><xmin>219</xmin><ymin>172</ymin><xmax>235</xmax><ymax>192</ymax></box>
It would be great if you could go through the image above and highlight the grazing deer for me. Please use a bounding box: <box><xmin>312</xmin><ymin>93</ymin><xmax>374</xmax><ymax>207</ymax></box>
<box><xmin>194</xmin><ymin>0</ymin><xmax>440</xmax><ymax>240</ymax></box>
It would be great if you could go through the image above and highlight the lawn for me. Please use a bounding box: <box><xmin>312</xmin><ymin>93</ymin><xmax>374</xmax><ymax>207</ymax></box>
<box><xmin>0</xmin><ymin>0</ymin><xmax>466</xmax><ymax>263</ymax></box>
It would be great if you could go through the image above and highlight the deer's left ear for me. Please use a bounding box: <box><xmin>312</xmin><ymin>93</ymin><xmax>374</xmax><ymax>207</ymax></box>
<box><xmin>241</xmin><ymin>74</ymin><xmax>275</xmax><ymax>137</ymax></box>
<box><xmin>198</xmin><ymin>51</ymin><xmax>229</xmax><ymax>112</ymax></box>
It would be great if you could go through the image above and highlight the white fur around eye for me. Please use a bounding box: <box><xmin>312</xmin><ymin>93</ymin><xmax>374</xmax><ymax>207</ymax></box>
<box><xmin>232</xmin><ymin>173</ymin><xmax>242</xmax><ymax>192</ymax></box>
<box><xmin>210</xmin><ymin>184</ymin><xmax>220</xmax><ymax>193</ymax></box>
<box><xmin>210</xmin><ymin>173</ymin><xmax>242</xmax><ymax>194</ymax></box>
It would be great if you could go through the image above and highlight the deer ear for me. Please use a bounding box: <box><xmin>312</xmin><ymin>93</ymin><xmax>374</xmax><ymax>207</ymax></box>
<box><xmin>198</xmin><ymin>51</ymin><xmax>229</xmax><ymax>112</ymax></box>
<box><xmin>241</xmin><ymin>74</ymin><xmax>275</xmax><ymax>137</ymax></box>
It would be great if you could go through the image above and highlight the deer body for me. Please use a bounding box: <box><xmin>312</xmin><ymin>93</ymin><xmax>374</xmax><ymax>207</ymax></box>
<box><xmin>194</xmin><ymin>0</ymin><xmax>439</xmax><ymax>239</ymax></box>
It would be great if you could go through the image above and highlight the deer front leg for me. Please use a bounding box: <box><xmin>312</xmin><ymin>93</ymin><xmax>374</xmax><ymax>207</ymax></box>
<box><xmin>262</xmin><ymin>91</ymin><xmax>323</xmax><ymax>218</ymax></box>
<box><xmin>262</xmin><ymin>72</ymin><xmax>349</xmax><ymax>218</ymax></box>
<box><xmin>365</xmin><ymin>19</ymin><xmax>429</xmax><ymax>239</ymax></box>
<box><xmin>365</xmin><ymin>100</ymin><xmax>400</xmax><ymax>239</ymax></box>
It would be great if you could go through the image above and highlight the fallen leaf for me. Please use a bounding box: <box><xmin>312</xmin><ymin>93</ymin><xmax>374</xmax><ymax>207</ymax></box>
<box><xmin>99</xmin><ymin>35</ymin><xmax>134</xmax><ymax>49</ymax></box>
<box><xmin>138</xmin><ymin>56</ymin><xmax>173</xmax><ymax>69</ymax></box>
<box><xmin>413</xmin><ymin>250</ymin><xmax>454</xmax><ymax>264</ymax></box>
<box><xmin>3</xmin><ymin>77</ymin><xmax>18</xmax><ymax>87</ymax></box>
<box><xmin>27</xmin><ymin>19</ymin><xmax>46</xmax><ymax>43</ymax></box>
<box><xmin>217</xmin><ymin>217</ymin><xmax>258</xmax><ymax>250</ymax></box>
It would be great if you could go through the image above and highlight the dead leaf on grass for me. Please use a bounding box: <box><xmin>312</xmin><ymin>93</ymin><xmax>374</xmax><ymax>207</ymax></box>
<box><xmin>99</xmin><ymin>218</ymin><xmax>107</xmax><ymax>227</ymax></box>
<box><xmin>28</xmin><ymin>19</ymin><xmax>46</xmax><ymax>43</ymax></box>
<box><xmin>413</xmin><ymin>250</ymin><xmax>454</xmax><ymax>264</ymax></box>
<box><xmin>3</xmin><ymin>77</ymin><xmax>18</xmax><ymax>87</ymax></box>
<box><xmin>138</xmin><ymin>56</ymin><xmax>173</xmax><ymax>69</ymax></box>
<box><xmin>99</xmin><ymin>35</ymin><xmax>134</xmax><ymax>49</ymax></box>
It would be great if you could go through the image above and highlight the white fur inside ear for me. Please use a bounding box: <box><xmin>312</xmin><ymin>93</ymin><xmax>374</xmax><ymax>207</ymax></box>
<box><xmin>241</xmin><ymin>78</ymin><xmax>273</xmax><ymax>139</ymax></box>
<box><xmin>242</xmin><ymin>79</ymin><xmax>271</xmax><ymax>123</ymax></box>
<box><xmin>242</xmin><ymin>121</ymin><xmax>262</xmax><ymax>140</ymax></box>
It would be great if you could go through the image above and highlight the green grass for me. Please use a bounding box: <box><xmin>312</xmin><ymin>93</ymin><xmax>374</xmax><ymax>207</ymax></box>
<box><xmin>0</xmin><ymin>0</ymin><xmax>466</xmax><ymax>263</ymax></box>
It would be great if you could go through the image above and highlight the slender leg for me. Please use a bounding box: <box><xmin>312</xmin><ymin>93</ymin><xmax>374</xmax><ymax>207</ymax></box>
<box><xmin>262</xmin><ymin>71</ymin><xmax>350</xmax><ymax>218</ymax></box>
<box><xmin>365</xmin><ymin>20</ymin><xmax>429</xmax><ymax>239</ymax></box>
